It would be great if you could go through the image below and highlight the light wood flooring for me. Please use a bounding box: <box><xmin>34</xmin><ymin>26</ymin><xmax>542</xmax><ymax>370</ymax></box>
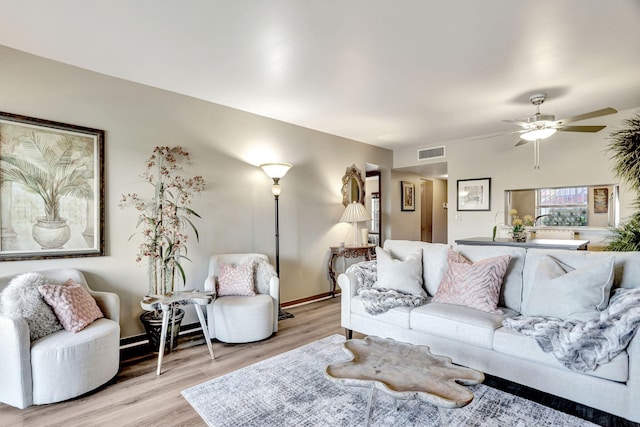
<box><xmin>0</xmin><ymin>296</ymin><xmax>636</xmax><ymax>427</ymax></box>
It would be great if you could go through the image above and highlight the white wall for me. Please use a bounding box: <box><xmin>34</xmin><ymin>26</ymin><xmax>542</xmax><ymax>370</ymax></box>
<box><xmin>394</xmin><ymin>107</ymin><xmax>640</xmax><ymax>245</ymax></box>
<box><xmin>0</xmin><ymin>46</ymin><xmax>393</xmax><ymax>337</ymax></box>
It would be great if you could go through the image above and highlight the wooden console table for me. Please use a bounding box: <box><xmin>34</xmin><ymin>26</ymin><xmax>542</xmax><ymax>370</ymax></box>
<box><xmin>141</xmin><ymin>290</ymin><xmax>215</xmax><ymax>375</ymax></box>
<box><xmin>328</xmin><ymin>244</ymin><xmax>376</xmax><ymax>297</ymax></box>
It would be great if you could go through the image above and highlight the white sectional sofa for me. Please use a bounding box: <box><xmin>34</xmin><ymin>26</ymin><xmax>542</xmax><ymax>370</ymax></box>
<box><xmin>339</xmin><ymin>240</ymin><xmax>640</xmax><ymax>423</ymax></box>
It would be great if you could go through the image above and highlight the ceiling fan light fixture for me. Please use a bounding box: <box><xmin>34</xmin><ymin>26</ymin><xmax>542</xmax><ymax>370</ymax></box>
<box><xmin>521</xmin><ymin>128</ymin><xmax>557</xmax><ymax>141</ymax></box>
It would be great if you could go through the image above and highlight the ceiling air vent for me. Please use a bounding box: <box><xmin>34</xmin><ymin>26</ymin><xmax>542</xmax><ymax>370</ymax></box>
<box><xmin>417</xmin><ymin>146</ymin><xmax>445</xmax><ymax>161</ymax></box>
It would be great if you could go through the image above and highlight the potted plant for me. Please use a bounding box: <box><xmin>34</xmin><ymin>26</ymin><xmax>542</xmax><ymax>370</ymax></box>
<box><xmin>0</xmin><ymin>132</ymin><xmax>94</xmax><ymax>249</ymax></box>
<box><xmin>509</xmin><ymin>209</ymin><xmax>534</xmax><ymax>242</ymax></box>
<box><xmin>120</xmin><ymin>146</ymin><xmax>205</xmax><ymax>351</ymax></box>
<box><xmin>606</xmin><ymin>113</ymin><xmax>640</xmax><ymax>251</ymax></box>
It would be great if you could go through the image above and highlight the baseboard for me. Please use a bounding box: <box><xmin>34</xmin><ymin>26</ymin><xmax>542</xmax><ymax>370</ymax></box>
<box><xmin>281</xmin><ymin>291</ymin><xmax>340</xmax><ymax>308</ymax></box>
<box><xmin>120</xmin><ymin>322</ymin><xmax>202</xmax><ymax>350</ymax></box>
<box><xmin>120</xmin><ymin>292</ymin><xmax>338</xmax><ymax>353</ymax></box>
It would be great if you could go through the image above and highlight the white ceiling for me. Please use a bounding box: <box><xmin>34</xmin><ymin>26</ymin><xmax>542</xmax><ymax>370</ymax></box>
<box><xmin>1</xmin><ymin>1</ymin><xmax>640</xmax><ymax>158</ymax></box>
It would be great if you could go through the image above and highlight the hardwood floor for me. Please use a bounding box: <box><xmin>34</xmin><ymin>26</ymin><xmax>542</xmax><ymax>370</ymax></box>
<box><xmin>0</xmin><ymin>297</ymin><xmax>636</xmax><ymax>426</ymax></box>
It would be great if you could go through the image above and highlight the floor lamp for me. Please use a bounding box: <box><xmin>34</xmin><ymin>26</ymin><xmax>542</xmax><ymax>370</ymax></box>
<box><xmin>260</xmin><ymin>162</ymin><xmax>294</xmax><ymax>320</ymax></box>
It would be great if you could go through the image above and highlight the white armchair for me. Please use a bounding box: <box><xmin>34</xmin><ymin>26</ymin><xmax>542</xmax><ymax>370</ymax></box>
<box><xmin>204</xmin><ymin>254</ymin><xmax>278</xmax><ymax>343</ymax></box>
<box><xmin>0</xmin><ymin>268</ymin><xmax>120</xmax><ymax>409</ymax></box>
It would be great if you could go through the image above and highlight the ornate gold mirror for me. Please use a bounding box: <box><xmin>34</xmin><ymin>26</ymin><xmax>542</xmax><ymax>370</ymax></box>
<box><xmin>341</xmin><ymin>164</ymin><xmax>365</xmax><ymax>206</ymax></box>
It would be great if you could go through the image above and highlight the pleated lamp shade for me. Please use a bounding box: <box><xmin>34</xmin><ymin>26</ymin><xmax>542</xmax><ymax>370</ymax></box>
<box><xmin>340</xmin><ymin>202</ymin><xmax>372</xmax><ymax>223</ymax></box>
<box><xmin>340</xmin><ymin>202</ymin><xmax>372</xmax><ymax>245</ymax></box>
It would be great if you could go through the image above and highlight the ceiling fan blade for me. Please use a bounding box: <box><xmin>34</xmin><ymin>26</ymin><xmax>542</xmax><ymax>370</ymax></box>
<box><xmin>472</xmin><ymin>129</ymin><xmax>525</xmax><ymax>141</ymax></box>
<box><xmin>557</xmin><ymin>125</ymin><xmax>607</xmax><ymax>133</ymax></box>
<box><xmin>515</xmin><ymin>139</ymin><xmax>529</xmax><ymax>147</ymax></box>
<box><xmin>502</xmin><ymin>119</ymin><xmax>528</xmax><ymax>126</ymax></box>
<box><xmin>555</xmin><ymin>108</ymin><xmax>617</xmax><ymax>125</ymax></box>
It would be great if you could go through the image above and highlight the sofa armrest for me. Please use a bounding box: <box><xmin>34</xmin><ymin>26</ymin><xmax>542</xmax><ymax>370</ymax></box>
<box><xmin>0</xmin><ymin>315</ymin><xmax>33</xmax><ymax>409</ymax></box>
<box><xmin>204</xmin><ymin>275</ymin><xmax>216</xmax><ymax>292</ymax></box>
<box><xmin>338</xmin><ymin>272</ymin><xmax>358</xmax><ymax>330</ymax></box>
<box><xmin>88</xmin><ymin>290</ymin><xmax>120</xmax><ymax>323</ymax></box>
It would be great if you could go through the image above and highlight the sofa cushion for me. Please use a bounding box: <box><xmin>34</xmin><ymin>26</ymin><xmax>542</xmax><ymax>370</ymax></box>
<box><xmin>383</xmin><ymin>240</ymin><xmax>450</xmax><ymax>296</ymax></box>
<box><xmin>433</xmin><ymin>250</ymin><xmax>510</xmax><ymax>314</ymax></box>
<box><xmin>30</xmin><ymin>317</ymin><xmax>120</xmax><ymax>404</ymax></box>
<box><xmin>522</xmin><ymin>255</ymin><xmax>615</xmax><ymax>321</ymax></box>
<box><xmin>374</xmin><ymin>247</ymin><xmax>425</xmax><ymax>296</ymax></box>
<box><xmin>352</xmin><ymin>295</ymin><xmax>413</xmax><ymax>329</ymax></box>
<box><xmin>453</xmin><ymin>245</ymin><xmax>526</xmax><ymax>312</ymax></box>
<box><xmin>493</xmin><ymin>327</ymin><xmax>628</xmax><ymax>382</ymax></box>
<box><xmin>409</xmin><ymin>302</ymin><xmax>518</xmax><ymax>349</ymax></box>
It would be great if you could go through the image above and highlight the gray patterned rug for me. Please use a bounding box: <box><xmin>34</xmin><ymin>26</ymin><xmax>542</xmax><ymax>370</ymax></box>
<box><xmin>182</xmin><ymin>334</ymin><xmax>596</xmax><ymax>426</ymax></box>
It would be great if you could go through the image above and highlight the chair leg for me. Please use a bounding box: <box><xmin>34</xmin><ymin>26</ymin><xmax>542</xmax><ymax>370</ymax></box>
<box><xmin>345</xmin><ymin>328</ymin><xmax>353</xmax><ymax>340</ymax></box>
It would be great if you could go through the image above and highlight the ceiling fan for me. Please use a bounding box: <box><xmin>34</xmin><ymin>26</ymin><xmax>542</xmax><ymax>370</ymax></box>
<box><xmin>502</xmin><ymin>93</ymin><xmax>617</xmax><ymax>169</ymax></box>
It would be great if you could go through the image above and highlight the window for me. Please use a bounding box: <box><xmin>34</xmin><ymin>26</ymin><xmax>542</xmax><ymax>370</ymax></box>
<box><xmin>537</xmin><ymin>187</ymin><xmax>588</xmax><ymax>226</ymax></box>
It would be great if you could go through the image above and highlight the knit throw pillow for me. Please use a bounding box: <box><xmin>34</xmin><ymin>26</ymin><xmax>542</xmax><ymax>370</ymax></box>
<box><xmin>38</xmin><ymin>279</ymin><xmax>104</xmax><ymax>332</ymax></box>
<box><xmin>433</xmin><ymin>250</ymin><xmax>511</xmax><ymax>314</ymax></box>
<box><xmin>217</xmin><ymin>261</ymin><xmax>256</xmax><ymax>296</ymax></box>
<box><xmin>0</xmin><ymin>272</ymin><xmax>63</xmax><ymax>340</ymax></box>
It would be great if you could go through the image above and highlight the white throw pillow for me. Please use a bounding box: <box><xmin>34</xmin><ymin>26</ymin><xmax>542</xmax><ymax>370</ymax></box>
<box><xmin>255</xmin><ymin>258</ymin><xmax>277</xmax><ymax>294</ymax></box>
<box><xmin>523</xmin><ymin>255</ymin><xmax>615</xmax><ymax>321</ymax></box>
<box><xmin>0</xmin><ymin>272</ymin><xmax>63</xmax><ymax>340</ymax></box>
<box><xmin>374</xmin><ymin>247</ymin><xmax>426</xmax><ymax>297</ymax></box>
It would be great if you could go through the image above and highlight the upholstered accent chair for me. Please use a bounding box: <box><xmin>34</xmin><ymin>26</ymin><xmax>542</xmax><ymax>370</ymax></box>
<box><xmin>0</xmin><ymin>268</ymin><xmax>120</xmax><ymax>409</ymax></box>
<box><xmin>204</xmin><ymin>254</ymin><xmax>279</xmax><ymax>343</ymax></box>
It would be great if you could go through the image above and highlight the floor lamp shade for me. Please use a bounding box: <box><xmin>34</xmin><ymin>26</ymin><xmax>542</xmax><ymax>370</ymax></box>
<box><xmin>340</xmin><ymin>202</ymin><xmax>372</xmax><ymax>246</ymax></box>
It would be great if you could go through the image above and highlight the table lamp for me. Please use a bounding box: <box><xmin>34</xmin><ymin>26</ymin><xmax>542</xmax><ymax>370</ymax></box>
<box><xmin>340</xmin><ymin>201</ymin><xmax>372</xmax><ymax>246</ymax></box>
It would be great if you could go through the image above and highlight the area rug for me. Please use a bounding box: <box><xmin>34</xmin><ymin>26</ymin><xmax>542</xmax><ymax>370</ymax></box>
<box><xmin>182</xmin><ymin>334</ymin><xmax>596</xmax><ymax>426</ymax></box>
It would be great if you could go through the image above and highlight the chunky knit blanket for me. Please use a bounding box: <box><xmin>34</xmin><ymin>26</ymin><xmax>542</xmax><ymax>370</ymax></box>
<box><xmin>346</xmin><ymin>261</ymin><xmax>427</xmax><ymax>315</ymax></box>
<box><xmin>503</xmin><ymin>287</ymin><xmax>640</xmax><ymax>372</ymax></box>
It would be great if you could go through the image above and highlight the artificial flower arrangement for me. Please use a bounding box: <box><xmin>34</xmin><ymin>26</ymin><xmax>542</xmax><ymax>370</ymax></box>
<box><xmin>510</xmin><ymin>209</ymin><xmax>534</xmax><ymax>241</ymax></box>
<box><xmin>120</xmin><ymin>146</ymin><xmax>205</xmax><ymax>296</ymax></box>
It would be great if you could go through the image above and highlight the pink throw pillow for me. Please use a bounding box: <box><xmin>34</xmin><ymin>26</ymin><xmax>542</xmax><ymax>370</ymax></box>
<box><xmin>433</xmin><ymin>250</ymin><xmax>511</xmax><ymax>314</ymax></box>
<box><xmin>217</xmin><ymin>262</ymin><xmax>256</xmax><ymax>296</ymax></box>
<box><xmin>38</xmin><ymin>279</ymin><xmax>104</xmax><ymax>332</ymax></box>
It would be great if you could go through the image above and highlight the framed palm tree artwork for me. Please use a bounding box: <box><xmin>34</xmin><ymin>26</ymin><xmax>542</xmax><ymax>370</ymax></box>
<box><xmin>0</xmin><ymin>111</ymin><xmax>104</xmax><ymax>260</ymax></box>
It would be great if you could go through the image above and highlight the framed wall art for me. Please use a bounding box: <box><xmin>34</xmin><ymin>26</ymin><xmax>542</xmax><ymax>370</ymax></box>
<box><xmin>457</xmin><ymin>178</ymin><xmax>491</xmax><ymax>211</ymax></box>
<box><xmin>0</xmin><ymin>111</ymin><xmax>105</xmax><ymax>261</ymax></box>
<box><xmin>401</xmin><ymin>181</ymin><xmax>415</xmax><ymax>211</ymax></box>
<box><xmin>593</xmin><ymin>187</ymin><xmax>609</xmax><ymax>214</ymax></box>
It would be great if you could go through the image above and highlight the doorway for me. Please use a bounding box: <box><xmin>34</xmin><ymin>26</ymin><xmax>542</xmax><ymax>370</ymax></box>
<box><xmin>421</xmin><ymin>178</ymin><xmax>448</xmax><ymax>243</ymax></box>
<box><xmin>365</xmin><ymin>170</ymin><xmax>382</xmax><ymax>246</ymax></box>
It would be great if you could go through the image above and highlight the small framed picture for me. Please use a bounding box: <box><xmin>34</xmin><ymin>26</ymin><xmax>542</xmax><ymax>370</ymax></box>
<box><xmin>457</xmin><ymin>178</ymin><xmax>491</xmax><ymax>211</ymax></box>
<box><xmin>401</xmin><ymin>181</ymin><xmax>415</xmax><ymax>211</ymax></box>
<box><xmin>593</xmin><ymin>187</ymin><xmax>609</xmax><ymax>214</ymax></box>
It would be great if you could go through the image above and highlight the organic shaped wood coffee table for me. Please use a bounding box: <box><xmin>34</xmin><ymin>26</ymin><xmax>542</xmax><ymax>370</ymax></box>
<box><xmin>325</xmin><ymin>336</ymin><xmax>484</xmax><ymax>425</ymax></box>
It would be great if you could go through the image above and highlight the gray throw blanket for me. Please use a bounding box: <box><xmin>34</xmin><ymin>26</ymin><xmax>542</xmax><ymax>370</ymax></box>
<box><xmin>503</xmin><ymin>287</ymin><xmax>640</xmax><ymax>372</ymax></box>
<box><xmin>346</xmin><ymin>261</ymin><xmax>427</xmax><ymax>315</ymax></box>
